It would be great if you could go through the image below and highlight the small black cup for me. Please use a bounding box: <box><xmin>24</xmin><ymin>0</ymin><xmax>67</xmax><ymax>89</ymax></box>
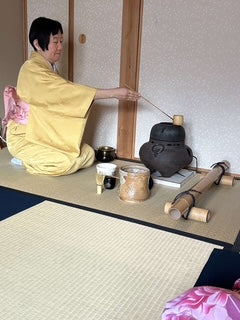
<box><xmin>104</xmin><ymin>176</ymin><xmax>116</xmax><ymax>189</ymax></box>
<box><xmin>96</xmin><ymin>146</ymin><xmax>116</xmax><ymax>162</ymax></box>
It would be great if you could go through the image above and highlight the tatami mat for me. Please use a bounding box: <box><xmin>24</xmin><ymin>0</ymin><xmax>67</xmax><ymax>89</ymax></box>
<box><xmin>0</xmin><ymin>201</ymin><xmax>222</xmax><ymax>319</ymax></box>
<box><xmin>0</xmin><ymin>147</ymin><xmax>239</xmax><ymax>246</ymax></box>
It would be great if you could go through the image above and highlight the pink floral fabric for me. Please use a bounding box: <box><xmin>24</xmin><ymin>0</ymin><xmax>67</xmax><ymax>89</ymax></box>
<box><xmin>162</xmin><ymin>280</ymin><xmax>240</xmax><ymax>320</ymax></box>
<box><xmin>2</xmin><ymin>86</ymin><xmax>29</xmax><ymax>137</ymax></box>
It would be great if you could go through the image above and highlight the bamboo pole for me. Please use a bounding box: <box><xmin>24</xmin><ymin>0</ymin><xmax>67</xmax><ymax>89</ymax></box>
<box><xmin>166</xmin><ymin>161</ymin><xmax>230</xmax><ymax>222</ymax></box>
<box><xmin>200</xmin><ymin>172</ymin><xmax>234</xmax><ymax>186</ymax></box>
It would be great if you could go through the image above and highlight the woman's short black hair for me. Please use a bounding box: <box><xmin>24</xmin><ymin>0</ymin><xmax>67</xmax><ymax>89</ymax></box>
<box><xmin>29</xmin><ymin>17</ymin><xmax>63</xmax><ymax>51</ymax></box>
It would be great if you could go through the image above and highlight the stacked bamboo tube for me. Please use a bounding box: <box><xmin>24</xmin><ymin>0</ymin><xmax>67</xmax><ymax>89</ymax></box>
<box><xmin>164</xmin><ymin>161</ymin><xmax>232</xmax><ymax>223</ymax></box>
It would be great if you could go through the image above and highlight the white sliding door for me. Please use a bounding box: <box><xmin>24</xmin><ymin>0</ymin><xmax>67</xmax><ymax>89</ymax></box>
<box><xmin>74</xmin><ymin>0</ymin><xmax>123</xmax><ymax>150</ymax></box>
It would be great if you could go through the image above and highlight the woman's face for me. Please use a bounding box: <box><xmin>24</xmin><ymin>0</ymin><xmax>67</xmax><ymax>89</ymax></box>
<box><xmin>40</xmin><ymin>31</ymin><xmax>63</xmax><ymax>64</ymax></box>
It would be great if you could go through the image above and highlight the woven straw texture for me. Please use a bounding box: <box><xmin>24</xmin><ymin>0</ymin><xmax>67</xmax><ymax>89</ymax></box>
<box><xmin>0</xmin><ymin>201</ymin><xmax>221</xmax><ymax>319</ymax></box>
<box><xmin>1</xmin><ymin>147</ymin><xmax>239</xmax><ymax>244</ymax></box>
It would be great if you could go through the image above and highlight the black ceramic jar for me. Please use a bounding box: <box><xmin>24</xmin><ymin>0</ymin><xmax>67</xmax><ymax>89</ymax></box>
<box><xmin>96</xmin><ymin>146</ymin><xmax>116</xmax><ymax>162</ymax></box>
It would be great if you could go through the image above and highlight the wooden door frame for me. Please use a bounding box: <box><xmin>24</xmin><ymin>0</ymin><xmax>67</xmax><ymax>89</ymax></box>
<box><xmin>117</xmin><ymin>0</ymin><xmax>143</xmax><ymax>160</ymax></box>
<box><xmin>68</xmin><ymin>0</ymin><xmax>74</xmax><ymax>81</ymax></box>
<box><xmin>69</xmin><ymin>0</ymin><xmax>143</xmax><ymax>160</ymax></box>
<box><xmin>23</xmin><ymin>0</ymin><xmax>28</xmax><ymax>61</ymax></box>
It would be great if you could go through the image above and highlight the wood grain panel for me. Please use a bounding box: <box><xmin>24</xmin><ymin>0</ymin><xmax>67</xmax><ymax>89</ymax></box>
<box><xmin>23</xmin><ymin>0</ymin><xmax>28</xmax><ymax>61</ymax></box>
<box><xmin>117</xmin><ymin>0</ymin><xmax>143</xmax><ymax>159</ymax></box>
<box><xmin>68</xmin><ymin>0</ymin><xmax>74</xmax><ymax>81</ymax></box>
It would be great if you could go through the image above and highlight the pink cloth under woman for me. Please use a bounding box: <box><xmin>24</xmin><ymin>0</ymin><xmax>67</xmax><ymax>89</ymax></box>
<box><xmin>162</xmin><ymin>279</ymin><xmax>240</xmax><ymax>319</ymax></box>
<box><xmin>2</xmin><ymin>86</ymin><xmax>29</xmax><ymax>138</ymax></box>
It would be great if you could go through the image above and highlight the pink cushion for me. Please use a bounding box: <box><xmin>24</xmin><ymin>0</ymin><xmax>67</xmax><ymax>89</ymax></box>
<box><xmin>162</xmin><ymin>282</ymin><xmax>240</xmax><ymax>320</ymax></box>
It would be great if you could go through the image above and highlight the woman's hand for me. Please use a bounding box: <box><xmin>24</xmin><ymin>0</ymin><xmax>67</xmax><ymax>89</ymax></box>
<box><xmin>113</xmin><ymin>87</ymin><xmax>140</xmax><ymax>101</ymax></box>
<box><xmin>95</xmin><ymin>87</ymin><xmax>140</xmax><ymax>101</ymax></box>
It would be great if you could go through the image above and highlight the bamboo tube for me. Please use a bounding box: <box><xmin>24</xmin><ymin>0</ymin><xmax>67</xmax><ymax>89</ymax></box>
<box><xmin>200</xmin><ymin>172</ymin><xmax>234</xmax><ymax>186</ymax></box>
<box><xmin>164</xmin><ymin>202</ymin><xmax>210</xmax><ymax>222</ymax></box>
<box><xmin>167</xmin><ymin>161</ymin><xmax>230</xmax><ymax>221</ymax></box>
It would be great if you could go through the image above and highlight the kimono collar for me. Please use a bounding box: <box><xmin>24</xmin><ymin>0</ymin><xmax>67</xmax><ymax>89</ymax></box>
<box><xmin>30</xmin><ymin>52</ymin><xmax>57</xmax><ymax>72</ymax></box>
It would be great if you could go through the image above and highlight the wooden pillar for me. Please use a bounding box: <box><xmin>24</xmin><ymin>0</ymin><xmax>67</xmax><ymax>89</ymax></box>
<box><xmin>23</xmin><ymin>0</ymin><xmax>28</xmax><ymax>61</ymax></box>
<box><xmin>117</xmin><ymin>0</ymin><xmax>143</xmax><ymax>159</ymax></box>
<box><xmin>68</xmin><ymin>0</ymin><xmax>74</xmax><ymax>81</ymax></box>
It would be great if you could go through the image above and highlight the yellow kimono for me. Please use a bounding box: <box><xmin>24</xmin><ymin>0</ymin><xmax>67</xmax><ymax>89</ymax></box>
<box><xmin>7</xmin><ymin>52</ymin><xmax>97</xmax><ymax>176</ymax></box>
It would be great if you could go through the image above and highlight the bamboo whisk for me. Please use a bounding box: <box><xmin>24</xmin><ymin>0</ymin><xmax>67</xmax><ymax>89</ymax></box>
<box><xmin>96</xmin><ymin>173</ymin><xmax>105</xmax><ymax>194</ymax></box>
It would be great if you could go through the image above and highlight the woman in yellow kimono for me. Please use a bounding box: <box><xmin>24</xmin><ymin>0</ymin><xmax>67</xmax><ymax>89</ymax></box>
<box><xmin>6</xmin><ymin>17</ymin><xmax>139</xmax><ymax>176</ymax></box>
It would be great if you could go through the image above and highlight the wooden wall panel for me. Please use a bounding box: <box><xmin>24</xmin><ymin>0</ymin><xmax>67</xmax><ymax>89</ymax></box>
<box><xmin>68</xmin><ymin>0</ymin><xmax>74</xmax><ymax>81</ymax></box>
<box><xmin>117</xmin><ymin>0</ymin><xmax>143</xmax><ymax>159</ymax></box>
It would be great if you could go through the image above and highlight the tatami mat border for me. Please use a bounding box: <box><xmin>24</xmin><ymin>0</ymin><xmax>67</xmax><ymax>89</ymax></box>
<box><xmin>1</xmin><ymin>185</ymin><xmax>237</xmax><ymax>251</ymax></box>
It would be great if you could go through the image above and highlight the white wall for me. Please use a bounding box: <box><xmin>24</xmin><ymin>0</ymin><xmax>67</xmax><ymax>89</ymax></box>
<box><xmin>137</xmin><ymin>0</ymin><xmax>240</xmax><ymax>174</ymax></box>
<box><xmin>73</xmin><ymin>0</ymin><xmax>123</xmax><ymax>150</ymax></box>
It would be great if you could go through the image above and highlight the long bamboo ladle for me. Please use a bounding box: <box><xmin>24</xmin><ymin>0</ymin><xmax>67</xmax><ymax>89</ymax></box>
<box><xmin>125</xmin><ymin>84</ymin><xmax>184</xmax><ymax>125</ymax></box>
